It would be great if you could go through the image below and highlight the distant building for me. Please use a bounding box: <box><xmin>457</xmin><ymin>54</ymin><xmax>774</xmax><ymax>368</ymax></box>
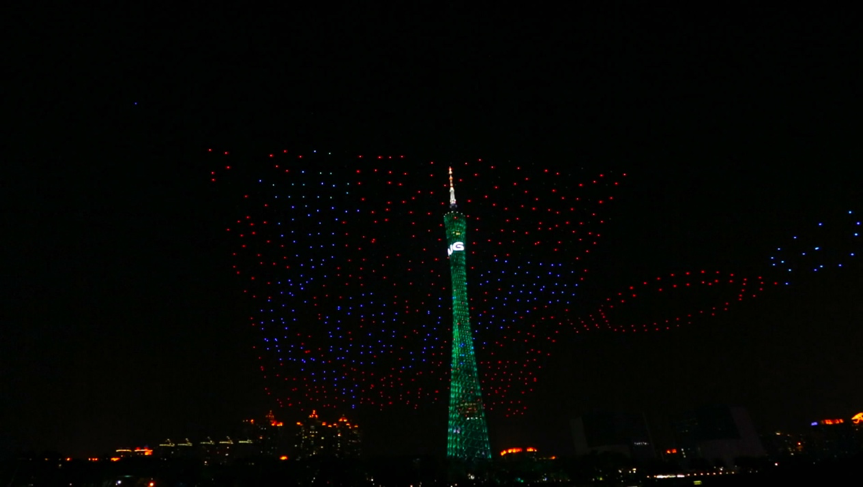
<box><xmin>155</xmin><ymin>438</ymin><xmax>196</xmax><ymax>458</ymax></box>
<box><xmin>200</xmin><ymin>437</ymin><xmax>217</xmax><ymax>463</ymax></box>
<box><xmin>240</xmin><ymin>410</ymin><xmax>284</xmax><ymax>457</ymax></box>
<box><xmin>499</xmin><ymin>447</ymin><xmax>544</xmax><ymax>459</ymax></box>
<box><xmin>199</xmin><ymin>435</ymin><xmax>262</xmax><ymax>464</ymax></box>
<box><xmin>156</xmin><ymin>439</ymin><xmax>177</xmax><ymax>458</ymax></box>
<box><xmin>295</xmin><ymin>410</ymin><xmax>326</xmax><ymax>459</ymax></box>
<box><xmin>671</xmin><ymin>405</ymin><xmax>765</xmax><ymax>468</ymax></box>
<box><xmin>145</xmin><ymin>412</ymin><xmax>287</xmax><ymax>464</ymax></box>
<box><xmin>571</xmin><ymin>411</ymin><xmax>656</xmax><ymax>464</ymax></box>
<box><xmin>196</xmin><ymin>411</ymin><xmax>288</xmax><ymax>463</ymax></box>
<box><xmin>330</xmin><ymin>414</ymin><xmax>361</xmax><ymax>458</ymax></box>
<box><xmin>498</xmin><ymin>448</ymin><xmax>565</xmax><ymax>482</ymax></box>
<box><xmin>176</xmin><ymin>438</ymin><xmax>195</xmax><ymax>456</ymax></box>
<box><xmin>113</xmin><ymin>448</ymin><xmax>133</xmax><ymax>460</ymax></box>
<box><xmin>113</xmin><ymin>447</ymin><xmax>152</xmax><ymax>459</ymax></box>
<box><xmin>295</xmin><ymin>410</ymin><xmax>361</xmax><ymax>459</ymax></box>
<box><xmin>761</xmin><ymin>431</ymin><xmax>804</xmax><ymax>460</ymax></box>
<box><xmin>133</xmin><ymin>447</ymin><xmax>153</xmax><ymax>457</ymax></box>
<box><xmin>239</xmin><ymin>418</ymin><xmax>262</xmax><ymax>450</ymax></box>
<box><xmin>806</xmin><ymin>417</ymin><xmax>862</xmax><ymax>460</ymax></box>
<box><xmin>215</xmin><ymin>437</ymin><xmax>235</xmax><ymax>460</ymax></box>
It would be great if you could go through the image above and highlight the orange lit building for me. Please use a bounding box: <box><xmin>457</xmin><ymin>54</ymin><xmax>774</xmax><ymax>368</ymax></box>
<box><xmin>295</xmin><ymin>410</ymin><xmax>360</xmax><ymax>459</ymax></box>
<box><xmin>114</xmin><ymin>448</ymin><xmax>133</xmax><ymax>459</ymax></box>
<box><xmin>111</xmin><ymin>447</ymin><xmax>153</xmax><ymax>459</ymax></box>
<box><xmin>238</xmin><ymin>411</ymin><xmax>285</xmax><ymax>457</ymax></box>
<box><xmin>499</xmin><ymin>447</ymin><xmax>543</xmax><ymax>459</ymax></box>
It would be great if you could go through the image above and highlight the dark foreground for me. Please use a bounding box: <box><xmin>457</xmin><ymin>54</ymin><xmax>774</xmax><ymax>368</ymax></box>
<box><xmin>2</xmin><ymin>454</ymin><xmax>861</xmax><ymax>486</ymax></box>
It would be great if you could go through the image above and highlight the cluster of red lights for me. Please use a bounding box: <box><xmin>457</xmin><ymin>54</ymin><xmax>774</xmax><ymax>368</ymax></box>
<box><xmin>577</xmin><ymin>271</ymin><xmax>777</xmax><ymax>333</ymax></box>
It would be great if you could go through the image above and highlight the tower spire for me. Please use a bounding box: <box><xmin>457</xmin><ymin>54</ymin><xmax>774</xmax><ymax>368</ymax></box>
<box><xmin>448</xmin><ymin>166</ymin><xmax>457</xmax><ymax>209</ymax></box>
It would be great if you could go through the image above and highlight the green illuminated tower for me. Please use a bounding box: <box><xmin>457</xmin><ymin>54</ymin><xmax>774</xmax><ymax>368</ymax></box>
<box><xmin>444</xmin><ymin>167</ymin><xmax>492</xmax><ymax>462</ymax></box>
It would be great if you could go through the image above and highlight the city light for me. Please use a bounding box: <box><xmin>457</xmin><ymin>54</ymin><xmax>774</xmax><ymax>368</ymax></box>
<box><xmin>500</xmin><ymin>447</ymin><xmax>538</xmax><ymax>456</ymax></box>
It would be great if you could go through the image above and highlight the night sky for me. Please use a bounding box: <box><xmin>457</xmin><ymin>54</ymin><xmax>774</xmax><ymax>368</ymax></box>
<box><xmin>5</xmin><ymin>4</ymin><xmax>863</xmax><ymax>459</ymax></box>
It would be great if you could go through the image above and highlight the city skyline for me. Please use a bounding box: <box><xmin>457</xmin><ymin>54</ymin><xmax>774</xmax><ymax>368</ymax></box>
<box><xmin>16</xmin><ymin>406</ymin><xmax>863</xmax><ymax>464</ymax></box>
<box><xmin>5</xmin><ymin>3</ymin><xmax>863</xmax><ymax>460</ymax></box>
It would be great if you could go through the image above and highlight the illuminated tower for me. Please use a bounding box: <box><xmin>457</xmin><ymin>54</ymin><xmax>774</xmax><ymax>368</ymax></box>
<box><xmin>445</xmin><ymin>167</ymin><xmax>492</xmax><ymax>462</ymax></box>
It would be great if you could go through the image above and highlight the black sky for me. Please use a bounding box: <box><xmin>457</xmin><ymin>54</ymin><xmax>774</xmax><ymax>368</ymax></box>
<box><xmin>4</xmin><ymin>4</ymin><xmax>863</xmax><ymax>458</ymax></box>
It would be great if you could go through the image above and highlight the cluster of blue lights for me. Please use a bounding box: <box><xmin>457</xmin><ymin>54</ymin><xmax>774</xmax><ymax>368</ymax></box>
<box><xmin>769</xmin><ymin>210</ymin><xmax>860</xmax><ymax>282</ymax></box>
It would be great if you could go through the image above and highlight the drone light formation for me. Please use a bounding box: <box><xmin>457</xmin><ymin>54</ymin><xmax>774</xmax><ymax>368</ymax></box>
<box><xmin>210</xmin><ymin>150</ymin><xmax>624</xmax><ymax>416</ymax></box>
<box><xmin>575</xmin><ymin>210</ymin><xmax>860</xmax><ymax>334</ymax></box>
<box><xmin>210</xmin><ymin>149</ymin><xmax>859</xmax><ymax>420</ymax></box>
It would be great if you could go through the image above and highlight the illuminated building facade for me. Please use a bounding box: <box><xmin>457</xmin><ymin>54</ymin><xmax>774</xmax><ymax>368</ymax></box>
<box><xmin>330</xmin><ymin>415</ymin><xmax>361</xmax><ymax>458</ymax></box>
<box><xmin>239</xmin><ymin>411</ymin><xmax>285</xmax><ymax>457</ymax></box>
<box><xmin>444</xmin><ymin>167</ymin><xmax>492</xmax><ymax>462</ymax></box>
<box><xmin>295</xmin><ymin>410</ymin><xmax>360</xmax><ymax>459</ymax></box>
<box><xmin>113</xmin><ymin>449</ymin><xmax>133</xmax><ymax>459</ymax></box>
<box><xmin>500</xmin><ymin>447</ymin><xmax>541</xmax><ymax>458</ymax></box>
<box><xmin>112</xmin><ymin>447</ymin><xmax>153</xmax><ymax>459</ymax></box>
<box><xmin>295</xmin><ymin>410</ymin><xmax>326</xmax><ymax>458</ymax></box>
<box><xmin>156</xmin><ymin>438</ymin><xmax>195</xmax><ymax>458</ymax></box>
